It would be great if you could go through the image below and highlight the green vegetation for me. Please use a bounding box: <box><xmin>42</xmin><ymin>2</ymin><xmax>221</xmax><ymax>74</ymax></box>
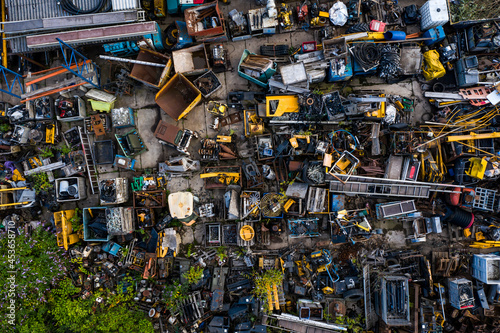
<box><xmin>0</xmin><ymin>123</ymin><xmax>11</xmax><ymax>132</ymax></box>
<box><xmin>450</xmin><ymin>0</ymin><xmax>500</xmax><ymax>23</ymax></box>
<box><xmin>186</xmin><ymin>243</ymin><xmax>194</xmax><ymax>258</ymax></box>
<box><xmin>69</xmin><ymin>208</ymin><xmax>82</xmax><ymax>233</ymax></box>
<box><xmin>0</xmin><ymin>226</ymin><xmax>68</xmax><ymax>332</ymax></box>
<box><xmin>216</xmin><ymin>246</ymin><xmax>227</xmax><ymax>262</ymax></box>
<box><xmin>40</xmin><ymin>147</ymin><xmax>54</xmax><ymax>158</ymax></box>
<box><xmin>30</xmin><ymin>172</ymin><xmax>51</xmax><ymax>193</ymax></box>
<box><xmin>250</xmin><ymin>269</ymin><xmax>284</xmax><ymax>314</ymax></box>
<box><xmin>0</xmin><ymin>226</ymin><xmax>155</xmax><ymax>333</ymax></box>
<box><xmin>335</xmin><ymin>315</ymin><xmax>364</xmax><ymax>333</ymax></box>
<box><xmin>57</xmin><ymin>144</ymin><xmax>72</xmax><ymax>155</ymax></box>
<box><xmin>183</xmin><ymin>266</ymin><xmax>204</xmax><ymax>285</ymax></box>
<box><xmin>162</xmin><ymin>281</ymin><xmax>189</xmax><ymax>314</ymax></box>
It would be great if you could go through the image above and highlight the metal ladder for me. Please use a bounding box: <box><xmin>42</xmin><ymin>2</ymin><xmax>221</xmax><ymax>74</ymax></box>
<box><xmin>78</xmin><ymin>126</ymin><xmax>98</xmax><ymax>194</ymax></box>
<box><xmin>329</xmin><ymin>174</ymin><xmax>463</xmax><ymax>198</ymax></box>
<box><xmin>330</xmin><ymin>180</ymin><xmax>431</xmax><ymax>198</ymax></box>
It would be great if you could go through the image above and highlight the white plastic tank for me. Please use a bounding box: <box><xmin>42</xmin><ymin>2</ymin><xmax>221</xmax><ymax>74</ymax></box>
<box><xmin>420</xmin><ymin>0</ymin><xmax>449</xmax><ymax>30</ymax></box>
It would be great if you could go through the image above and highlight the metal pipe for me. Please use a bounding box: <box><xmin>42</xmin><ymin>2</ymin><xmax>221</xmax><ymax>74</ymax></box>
<box><xmin>414</xmin><ymin>126</ymin><xmax>464</xmax><ymax>150</ymax></box>
<box><xmin>99</xmin><ymin>55</ymin><xmax>166</xmax><ymax>67</ymax></box>
<box><xmin>438</xmin><ymin>283</ymin><xmax>446</xmax><ymax>322</ymax></box>
<box><xmin>1</xmin><ymin>0</ymin><xmax>7</xmax><ymax>67</ymax></box>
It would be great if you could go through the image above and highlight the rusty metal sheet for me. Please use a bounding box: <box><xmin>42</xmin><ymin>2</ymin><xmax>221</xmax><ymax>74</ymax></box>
<box><xmin>184</xmin><ymin>2</ymin><xmax>224</xmax><ymax>37</ymax></box>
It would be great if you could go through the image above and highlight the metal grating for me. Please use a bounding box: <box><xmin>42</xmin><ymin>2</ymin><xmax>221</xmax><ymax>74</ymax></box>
<box><xmin>111</xmin><ymin>0</ymin><xmax>140</xmax><ymax>11</ymax></box>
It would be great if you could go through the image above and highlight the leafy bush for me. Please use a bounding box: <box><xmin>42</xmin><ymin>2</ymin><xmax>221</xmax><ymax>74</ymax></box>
<box><xmin>48</xmin><ymin>278</ymin><xmax>154</xmax><ymax>333</ymax></box>
<box><xmin>0</xmin><ymin>226</ymin><xmax>68</xmax><ymax>331</ymax></box>
<box><xmin>250</xmin><ymin>269</ymin><xmax>284</xmax><ymax>314</ymax></box>
<box><xmin>162</xmin><ymin>281</ymin><xmax>189</xmax><ymax>314</ymax></box>
<box><xmin>39</xmin><ymin>147</ymin><xmax>54</xmax><ymax>158</ymax></box>
<box><xmin>30</xmin><ymin>173</ymin><xmax>51</xmax><ymax>194</ymax></box>
<box><xmin>184</xmin><ymin>266</ymin><xmax>204</xmax><ymax>285</ymax></box>
<box><xmin>57</xmin><ymin>144</ymin><xmax>72</xmax><ymax>155</ymax></box>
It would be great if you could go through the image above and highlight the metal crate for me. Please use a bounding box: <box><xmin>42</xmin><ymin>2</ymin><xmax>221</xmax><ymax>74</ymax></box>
<box><xmin>448</xmin><ymin>278</ymin><xmax>474</xmax><ymax>310</ymax></box>
<box><xmin>376</xmin><ymin>276</ymin><xmax>411</xmax><ymax>326</ymax></box>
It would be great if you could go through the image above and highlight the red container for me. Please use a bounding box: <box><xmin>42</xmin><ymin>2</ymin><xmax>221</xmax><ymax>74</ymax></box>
<box><xmin>302</xmin><ymin>41</ymin><xmax>317</xmax><ymax>53</ymax></box>
<box><xmin>369</xmin><ymin>20</ymin><xmax>386</xmax><ymax>32</ymax></box>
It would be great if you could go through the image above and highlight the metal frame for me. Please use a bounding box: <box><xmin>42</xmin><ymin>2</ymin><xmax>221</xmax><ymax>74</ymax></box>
<box><xmin>0</xmin><ymin>65</ymin><xmax>24</xmax><ymax>98</ymax></box>
<box><xmin>57</xmin><ymin>38</ymin><xmax>100</xmax><ymax>89</ymax></box>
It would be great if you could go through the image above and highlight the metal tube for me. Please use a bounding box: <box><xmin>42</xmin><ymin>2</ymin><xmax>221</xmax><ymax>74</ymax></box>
<box><xmin>99</xmin><ymin>55</ymin><xmax>166</xmax><ymax>67</ymax></box>
<box><xmin>1</xmin><ymin>0</ymin><xmax>7</xmax><ymax>67</ymax></box>
<box><xmin>438</xmin><ymin>283</ymin><xmax>446</xmax><ymax>322</ymax></box>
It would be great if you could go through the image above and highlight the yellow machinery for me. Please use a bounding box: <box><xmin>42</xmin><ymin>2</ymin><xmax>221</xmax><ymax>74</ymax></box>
<box><xmin>45</xmin><ymin>124</ymin><xmax>55</xmax><ymax>144</ymax></box>
<box><xmin>266</xmin><ymin>95</ymin><xmax>299</xmax><ymax>117</ymax></box>
<box><xmin>216</xmin><ymin>135</ymin><xmax>231</xmax><ymax>143</ymax></box>
<box><xmin>156</xmin><ymin>230</ymin><xmax>177</xmax><ymax>257</ymax></box>
<box><xmin>266</xmin><ymin>283</ymin><xmax>281</xmax><ymax>311</ymax></box>
<box><xmin>283</xmin><ymin>198</ymin><xmax>295</xmax><ymax>212</ymax></box>
<box><xmin>154</xmin><ymin>0</ymin><xmax>167</xmax><ymax>18</ymax></box>
<box><xmin>420</xmin><ymin>149</ymin><xmax>444</xmax><ymax>183</ymax></box>
<box><xmin>0</xmin><ymin>186</ymin><xmax>34</xmax><ymax>209</ymax></box>
<box><xmin>54</xmin><ymin>210</ymin><xmax>81</xmax><ymax>250</ymax></box>
<box><xmin>200</xmin><ymin>172</ymin><xmax>240</xmax><ymax>185</ymax></box>
<box><xmin>244</xmin><ymin>109</ymin><xmax>264</xmax><ymax>137</ymax></box>
<box><xmin>289</xmin><ymin>134</ymin><xmax>310</xmax><ymax>148</ymax></box>
<box><xmin>466</xmin><ymin>157</ymin><xmax>488</xmax><ymax>180</ymax></box>
<box><xmin>240</xmin><ymin>225</ymin><xmax>255</xmax><ymax>241</ymax></box>
<box><xmin>364</xmin><ymin>93</ymin><xmax>386</xmax><ymax>118</ymax></box>
<box><xmin>208</xmin><ymin>101</ymin><xmax>228</xmax><ymax>117</ymax></box>
<box><xmin>278</xmin><ymin>3</ymin><xmax>293</xmax><ymax>30</ymax></box>
<box><xmin>446</xmin><ymin>132</ymin><xmax>500</xmax><ymax>142</ymax></box>
<box><xmin>141</xmin><ymin>0</ymin><xmax>166</xmax><ymax>18</ymax></box>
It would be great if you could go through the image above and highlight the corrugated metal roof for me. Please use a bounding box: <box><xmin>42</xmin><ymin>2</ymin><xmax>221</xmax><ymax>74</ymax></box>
<box><xmin>6</xmin><ymin>0</ymin><xmax>102</xmax><ymax>21</ymax></box>
<box><xmin>5</xmin><ymin>0</ymin><xmax>142</xmax><ymax>54</ymax></box>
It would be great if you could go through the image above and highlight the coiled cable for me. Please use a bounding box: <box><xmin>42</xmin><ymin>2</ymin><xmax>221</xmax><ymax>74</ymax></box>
<box><xmin>351</xmin><ymin>43</ymin><xmax>381</xmax><ymax>71</ymax></box>
<box><xmin>59</xmin><ymin>0</ymin><xmax>109</xmax><ymax>15</ymax></box>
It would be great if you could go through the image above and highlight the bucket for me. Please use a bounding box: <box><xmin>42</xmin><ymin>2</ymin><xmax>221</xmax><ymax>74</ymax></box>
<box><xmin>384</xmin><ymin>30</ymin><xmax>406</xmax><ymax>41</ymax></box>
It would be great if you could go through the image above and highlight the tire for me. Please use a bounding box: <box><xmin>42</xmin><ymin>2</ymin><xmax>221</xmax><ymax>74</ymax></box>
<box><xmin>164</xmin><ymin>24</ymin><xmax>178</xmax><ymax>47</ymax></box>
<box><xmin>343</xmin><ymin>288</ymin><xmax>364</xmax><ymax>301</ymax></box>
<box><xmin>346</xmin><ymin>23</ymin><xmax>370</xmax><ymax>34</ymax></box>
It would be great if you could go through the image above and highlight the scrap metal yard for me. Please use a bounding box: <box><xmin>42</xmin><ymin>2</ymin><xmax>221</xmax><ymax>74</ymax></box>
<box><xmin>1</xmin><ymin>0</ymin><xmax>500</xmax><ymax>332</ymax></box>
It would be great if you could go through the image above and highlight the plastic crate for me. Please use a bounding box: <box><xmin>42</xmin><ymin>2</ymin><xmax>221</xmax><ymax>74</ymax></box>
<box><xmin>419</xmin><ymin>0</ymin><xmax>448</xmax><ymax>30</ymax></box>
<box><xmin>472</xmin><ymin>254</ymin><xmax>500</xmax><ymax>284</ymax></box>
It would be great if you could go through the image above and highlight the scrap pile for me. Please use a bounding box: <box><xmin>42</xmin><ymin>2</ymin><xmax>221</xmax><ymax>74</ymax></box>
<box><xmin>1</xmin><ymin>0</ymin><xmax>500</xmax><ymax>332</ymax></box>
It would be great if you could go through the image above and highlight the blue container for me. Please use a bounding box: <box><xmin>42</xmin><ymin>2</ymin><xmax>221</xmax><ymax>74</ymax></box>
<box><xmin>353</xmin><ymin>57</ymin><xmax>377</xmax><ymax>75</ymax></box>
<box><xmin>327</xmin><ymin>56</ymin><xmax>353</xmax><ymax>82</ymax></box>
<box><xmin>423</xmin><ymin>26</ymin><xmax>445</xmax><ymax>46</ymax></box>
<box><xmin>83</xmin><ymin>207</ymin><xmax>110</xmax><ymax>242</ymax></box>
<box><xmin>238</xmin><ymin>50</ymin><xmax>277</xmax><ymax>88</ymax></box>
<box><xmin>384</xmin><ymin>30</ymin><xmax>406</xmax><ymax>41</ymax></box>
